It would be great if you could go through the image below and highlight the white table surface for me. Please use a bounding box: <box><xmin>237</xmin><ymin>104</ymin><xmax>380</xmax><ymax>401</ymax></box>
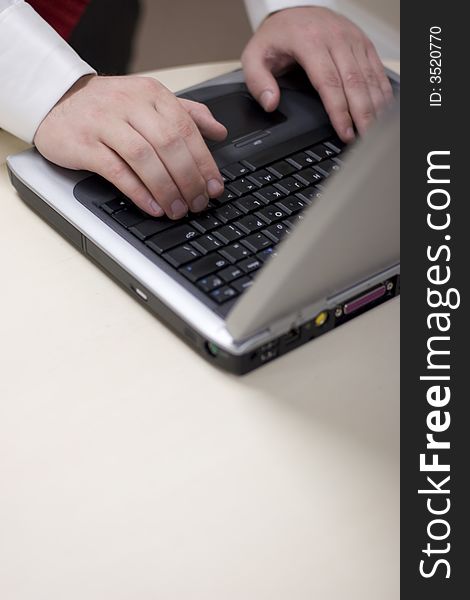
<box><xmin>0</xmin><ymin>61</ymin><xmax>400</xmax><ymax>600</ymax></box>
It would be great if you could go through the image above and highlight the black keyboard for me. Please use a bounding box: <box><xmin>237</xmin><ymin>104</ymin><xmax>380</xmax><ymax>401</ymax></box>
<box><xmin>99</xmin><ymin>135</ymin><xmax>345</xmax><ymax>305</ymax></box>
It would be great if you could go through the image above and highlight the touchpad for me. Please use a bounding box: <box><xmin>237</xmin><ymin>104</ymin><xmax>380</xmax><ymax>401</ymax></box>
<box><xmin>205</xmin><ymin>93</ymin><xmax>287</xmax><ymax>144</ymax></box>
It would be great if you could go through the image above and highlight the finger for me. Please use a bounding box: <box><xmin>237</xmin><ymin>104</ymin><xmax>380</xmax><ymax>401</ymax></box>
<box><xmin>155</xmin><ymin>99</ymin><xmax>225</xmax><ymax>200</ymax></box>
<box><xmin>135</xmin><ymin>105</ymin><xmax>212</xmax><ymax>214</ymax></box>
<box><xmin>180</xmin><ymin>99</ymin><xmax>228</xmax><ymax>142</ymax></box>
<box><xmin>177</xmin><ymin>100</ymin><xmax>227</xmax><ymax>198</ymax></box>
<box><xmin>177</xmin><ymin>117</ymin><xmax>225</xmax><ymax>199</ymax></box>
<box><xmin>352</xmin><ymin>43</ymin><xmax>387</xmax><ymax>116</ymax></box>
<box><xmin>91</xmin><ymin>143</ymin><xmax>165</xmax><ymax>217</ymax></box>
<box><xmin>366</xmin><ymin>44</ymin><xmax>394</xmax><ymax>104</ymax></box>
<box><xmin>140</xmin><ymin>88</ymin><xmax>221</xmax><ymax>207</ymax></box>
<box><xmin>329</xmin><ymin>43</ymin><xmax>376</xmax><ymax>136</ymax></box>
<box><xmin>154</xmin><ymin>116</ymin><xmax>209</xmax><ymax>213</ymax></box>
<box><xmin>241</xmin><ymin>45</ymin><xmax>281</xmax><ymax>111</ymax></box>
<box><xmin>151</xmin><ymin>93</ymin><xmax>225</xmax><ymax>203</ymax></box>
<box><xmin>297</xmin><ymin>49</ymin><xmax>355</xmax><ymax>143</ymax></box>
<box><xmin>101</xmin><ymin>122</ymin><xmax>188</xmax><ymax>219</ymax></box>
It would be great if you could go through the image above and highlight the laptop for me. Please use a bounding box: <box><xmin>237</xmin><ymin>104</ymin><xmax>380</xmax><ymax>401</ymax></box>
<box><xmin>7</xmin><ymin>68</ymin><xmax>400</xmax><ymax>374</ymax></box>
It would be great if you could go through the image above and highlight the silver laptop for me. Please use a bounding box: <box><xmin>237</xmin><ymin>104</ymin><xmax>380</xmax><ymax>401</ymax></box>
<box><xmin>7</xmin><ymin>69</ymin><xmax>400</xmax><ymax>374</ymax></box>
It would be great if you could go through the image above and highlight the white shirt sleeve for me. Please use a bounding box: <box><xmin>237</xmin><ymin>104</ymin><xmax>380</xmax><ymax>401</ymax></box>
<box><xmin>243</xmin><ymin>0</ymin><xmax>337</xmax><ymax>31</ymax></box>
<box><xmin>0</xmin><ymin>0</ymin><xmax>96</xmax><ymax>143</ymax></box>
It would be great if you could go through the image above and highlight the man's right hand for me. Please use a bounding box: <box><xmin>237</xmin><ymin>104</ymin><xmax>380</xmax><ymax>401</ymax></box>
<box><xmin>34</xmin><ymin>75</ymin><xmax>227</xmax><ymax>220</ymax></box>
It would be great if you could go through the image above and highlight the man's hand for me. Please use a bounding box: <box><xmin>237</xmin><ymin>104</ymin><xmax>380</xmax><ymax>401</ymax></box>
<box><xmin>34</xmin><ymin>75</ymin><xmax>227</xmax><ymax>219</ymax></box>
<box><xmin>241</xmin><ymin>6</ymin><xmax>393</xmax><ymax>143</ymax></box>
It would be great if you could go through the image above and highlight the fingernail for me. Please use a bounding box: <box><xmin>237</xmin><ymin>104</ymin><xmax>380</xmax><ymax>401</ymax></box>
<box><xmin>170</xmin><ymin>198</ymin><xmax>187</xmax><ymax>219</ymax></box>
<box><xmin>207</xmin><ymin>178</ymin><xmax>224</xmax><ymax>197</ymax></box>
<box><xmin>149</xmin><ymin>199</ymin><xmax>164</xmax><ymax>217</ymax></box>
<box><xmin>260</xmin><ymin>90</ymin><xmax>274</xmax><ymax>110</ymax></box>
<box><xmin>192</xmin><ymin>194</ymin><xmax>208</xmax><ymax>212</ymax></box>
<box><xmin>346</xmin><ymin>127</ymin><xmax>355</xmax><ymax>141</ymax></box>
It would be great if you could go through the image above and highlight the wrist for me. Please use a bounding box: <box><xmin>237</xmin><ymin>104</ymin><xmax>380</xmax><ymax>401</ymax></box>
<box><xmin>61</xmin><ymin>74</ymin><xmax>97</xmax><ymax>101</ymax></box>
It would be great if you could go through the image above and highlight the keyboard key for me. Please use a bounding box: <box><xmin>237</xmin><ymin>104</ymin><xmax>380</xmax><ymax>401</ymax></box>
<box><xmin>197</xmin><ymin>274</ymin><xmax>224</xmax><ymax>293</ymax></box>
<box><xmin>219</xmin><ymin>242</ymin><xmax>252</xmax><ymax>263</ymax></box>
<box><xmin>247</xmin><ymin>169</ymin><xmax>277</xmax><ymax>187</ymax></box>
<box><xmin>296</xmin><ymin>186</ymin><xmax>323</xmax><ymax>204</ymax></box>
<box><xmin>234</xmin><ymin>195</ymin><xmax>264</xmax><ymax>214</ymax></box>
<box><xmin>213</xmin><ymin>224</ymin><xmax>244</xmax><ymax>244</ymax></box>
<box><xmin>275</xmin><ymin>197</ymin><xmax>306</xmax><ymax>215</ymax></box>
<box><xmin>294</xmin><ymin>168</ymin><xmax>323</xmax><ymax>186</ymax></box>
<box><xmin>191</xmin><ymin>234</ymin><xmax>223</xmax><ymax>255</ymax></box>
<box><xmin>227</xmin><ymin>178</ymin><xmax>259</xmax><ymax>196</ymax></box>
<box><xmin>241</xmin><ymin>146</ymin><xmax>287</xmax><ymax>171</ymax></box>
<box><xmin>274</xmin><ymin>176</ymin><xmax>305</xmax><ymax>195</ymax></box>
<box><xmin>284</xmin><ymin>213</ymin><xmax>307</xmax><ymax>229</ymax></box>
<box><xmin>221</xmin><ymin>162</ymin><xmax>251</xmax><ymax>180</ymax></box>
<box><xmin>129</xmin><ymin>218</ymin><xmax>174</xmax><ymax>240</ymax></box>
<box><xmin>216</xmin><ymin>189</ymin><xmax>238</xmax><ymax>204</ymax></box>
<box><xmin>232</xmin><ymin>276</ymin><xmax>254</xmax><ymax>293</ymax></box>
<box><xmin>102</xmin><ymin>197</ymin><xmax>132</xmax><ymax>214</ymax></box>
<box><xmin>238</xmin><ymin>257</ymin><xmax>262</xmax><ymax>274</ymax></box>
<box><xmin>214</xmin><ymin>204</ymin><xmax>243</xmax><ymax>224</ymax></box>
<box><xmin>267</xmin><ymin>160</ymin><xmax>297</xmax><ymax>178</ymax></box>
<box><xmin>257</xmin><ymin>247</ymin><xmax>279</xmax><ymax>263</ymax></box>
<box><xmin>331</xmin><ymin>155</ymin><xmax>345</xmax><ymax>166</ymax></box>
<box><xmin>325</xmin><ymin>137</ymin><xmax>346</xmax><ymax>153</ymax></box>
<box><xmin>307</xmin><ymin>143</ymin><xmax>338</xmax><ymax>160</ymax></box>
<box><xmin>254</xmin><ymin>205</ymin><xmax>287</xmax><ymax>225</ymax></box>
<box><xmin>162</xmin><ymin>244</ymin><xmax>201</xmax><ymax>268</ymax></box>
<box><xmin>218</xmin><ymin>265</ymin><xmax>244</xmax><ymax>283</ymax></box>
<box><xmin>263</xmin><ymin>222</ymin><xmax>291</xmax><ymax>243</ymax></box>
<box><xmin>314</xmin><ymin>159</ymin><xmax>341</xmax><ymax>177</ymax></box>
<box><xmin>112</xmin><ymin>209</ymin><xmax>145</xmax><ymax>229</ymax></box>
<box><xmin>234</xmin><ymin>215</ymin><xmax>265</xmax><ymax>234</ymax></box>
<box><xmin>254</xmin><ymin>185</ymin><xmax>285</xmax><ymax>204</ymax></box>
<box><xmin>146</xmin><ymin>224</ymin><xmax>199</xmax><ymax>253</ymax></box>
<box><xmin>241</xmin><ymin>233</ymin><xmax>272</xmax><ymax>253</ymax></box>
<box><xmin>190</xmin><ymin>213</ymin><xmax>222</xmax><ymax>233</ymax></box>
<box><xmin>287</xmin><ymin>152</ymin><xmax>318</xmax><ymax>169</ymax></box>
<box><xmin>179</xmin><ymin>253</ymin><xmax>229</xmax><ymax>282</ymax></box>
<box><xmin>210</xmin><ymin>285</ymin><xmax>238</xmax><ymax>304</ymax></box>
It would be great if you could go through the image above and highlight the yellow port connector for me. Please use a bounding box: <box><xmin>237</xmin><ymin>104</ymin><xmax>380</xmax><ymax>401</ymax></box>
<box><xmin>314</xmin><ymin>311</ymin><xmax>328</xmax><ymax>328</ymax></box>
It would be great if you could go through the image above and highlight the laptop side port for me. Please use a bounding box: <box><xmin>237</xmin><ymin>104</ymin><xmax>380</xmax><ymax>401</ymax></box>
<box><xmin>334</xmin><ymin>277</ymin><xmax>398</xmax><ymax>326</ymax></box>
<box><xmin>260</xmin><ymin>348</ymin><xmax>279</xmax><ymax>363</ymax></box>
<box><xmin>252</xmin><ymin>339</ymin><xmax>279</xmax><ymax>364</ymax></box>
<box><xmin>279</xmin><ymin>326</ymin><xmax>303</xmax><ymax>353</ymax></box>
<box><xmin>205</xmin><ymin>341</ymin><xmax>220</xmax><ymax>357</ymax></box>
<box><xmin>302</xmin><ymin>309</ymin><xmax>334</xmax><ymax>340</ymax></box>
<box><xmin>284</xmin><ymin>327</ymin><xmax>301</xmax><ymax>346</ymax></box>
<box><xmin>344</xmin><ymin>284</ymin><xmax>386</xmax><ymax>315</ymax></box>
<box><xmin>131</xmin><ymin>284</ymin><xmax>149</xmax><ymax>302</ymax></box>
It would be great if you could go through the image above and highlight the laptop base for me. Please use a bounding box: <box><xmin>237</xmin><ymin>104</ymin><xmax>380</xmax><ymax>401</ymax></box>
<box><xmin>10</xmin><ymin>161</ymin><xmax>399</xmax><ymax>375</ymax></box>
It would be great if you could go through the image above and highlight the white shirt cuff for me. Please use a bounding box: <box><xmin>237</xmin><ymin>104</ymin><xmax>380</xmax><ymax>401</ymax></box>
<box><xmin>244</xmin><ymin>0</ymin><xmax>337</xmax><ymax>31</ymax></box>
<box><xmin>0</xmin><ymin>1</ymin><xmax>96</xmax><ymax>143</ymax></box>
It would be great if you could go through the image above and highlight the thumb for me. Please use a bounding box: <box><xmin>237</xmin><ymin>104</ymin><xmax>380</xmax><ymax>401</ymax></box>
<box><xmin>242</xmin><ymin>48</ymin><xmax>281</xmax><ymax>112</ymax></box>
